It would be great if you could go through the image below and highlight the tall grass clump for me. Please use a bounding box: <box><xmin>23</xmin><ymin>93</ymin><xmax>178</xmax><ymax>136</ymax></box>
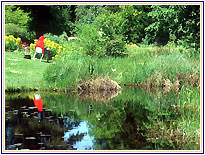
<box><xmin>43</xmin><ymin>55</ymin><xmax>92</xmax><ymax>89</ymax></box>
<box><xmin>43</xmin><ymin>47</ymin><xmax>199</xmax><ymax>90</ymax></box>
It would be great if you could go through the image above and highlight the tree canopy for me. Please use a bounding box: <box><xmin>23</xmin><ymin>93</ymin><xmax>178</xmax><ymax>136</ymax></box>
<box><xmin>5</xmin><ymin>5</ymin><xmax>200</xmax><ymax>49</ymax></box>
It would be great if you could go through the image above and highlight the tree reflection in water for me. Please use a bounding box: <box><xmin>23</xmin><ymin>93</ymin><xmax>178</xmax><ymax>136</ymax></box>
<box><xmin>5</xmin><ymin>87</ymin><xmax>198</xmax><ymax>150</ymax></box>
<box><xmin>5</xmin><ymin>95</ymin><xmax>95</xmax><ymax>150</ymax></box>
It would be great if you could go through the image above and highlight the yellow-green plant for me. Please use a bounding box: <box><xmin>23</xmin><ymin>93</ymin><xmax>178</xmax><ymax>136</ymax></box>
<box><xmin>5</xmin><ymin>35</ymin><xmax>21</xmax><ymax>51</ymax></box>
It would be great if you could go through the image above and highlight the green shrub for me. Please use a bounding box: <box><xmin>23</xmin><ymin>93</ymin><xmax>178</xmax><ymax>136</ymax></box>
<box><xmin>77</xmin><ymin>24</ymin><xmax>106</xmax><ymax>57</ymax></box>
<box><xmin>63</xmin><ymin>40</ymin><xmax>86</xmax><ymax>57</ymax></box>
<box><xmin>76</xmin><ymin>11</ymin><xmax>127</xmax><ymax>57</ymax></box>
<box><xmin>75</xmin><ymin>5</ymin><xmax>105</xmax><ymax>25</ymax></box>
<box><xmin>145</xmin><ymin>5</ymin><xmax>200</xmax><ymax>49</ymax></box>
<box><xmin>5</xmin><ymin>23</ymin><xmax>36</xmax><ymax>41</ymax></box>
<box><xmin>5</xmin><ymin>6</ymin><xmax>35</xmax><ymax>41</ymax></box>
<box><xmin>5</xmin><ymin>35</ymin><xmax>21</xmax><ymax>51</ymax></box>
<box><xmin>44</xmin><ymin>32</ymin><xmax>68</xmax><ymax>45</ymax></box>
<box><xmin>5</xmin><ymin>5</ymin><xmax>31</xmax><ymax>28</ymax></box>
<box><xmin>116</xmin><ymin>5</ymin><xmax>151</xmax><ymax>43</ymax></box>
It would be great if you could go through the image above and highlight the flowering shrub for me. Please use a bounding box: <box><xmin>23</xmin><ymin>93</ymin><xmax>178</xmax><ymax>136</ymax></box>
<box><xmin>21</xmin><ymin>42</ymin><xmax>31</xmax><ymax>50</ymax></box>
<box><xmin>5</xmin><ymin>35</ymin><xmax>21</xmax><ymax>51</ymax></box>
<box><xmin>30</xmin><ymin>38</ymin><xmax>66</xmax><ymax>58</ymax></box>
<box><xmin>5</xmin><ymin>35</ymin><xmax>68</xmax><ymax>60</ymax></box>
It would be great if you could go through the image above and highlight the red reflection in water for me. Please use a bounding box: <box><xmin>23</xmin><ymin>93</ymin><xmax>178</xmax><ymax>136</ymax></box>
<box><xmin>34</xmin><ymin>94</ymin><xmax>43</xmax><ymax>112</ymax></box>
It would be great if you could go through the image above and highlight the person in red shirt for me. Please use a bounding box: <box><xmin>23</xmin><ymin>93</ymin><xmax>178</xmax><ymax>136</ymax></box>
<box><xmin>32</xmin><ymin>36</ymin><xmax>45</xmax><ymax>62</ymax></box>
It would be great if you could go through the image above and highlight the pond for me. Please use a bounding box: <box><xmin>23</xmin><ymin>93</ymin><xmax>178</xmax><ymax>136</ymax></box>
<box><xmin>5</xmin><ymin>88</ymin><xmax>199</xmax><ymax>150</ymax></box>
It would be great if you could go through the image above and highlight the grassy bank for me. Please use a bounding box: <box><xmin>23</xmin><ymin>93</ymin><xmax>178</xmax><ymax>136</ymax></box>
<box><xmin>43</xmin><ymin>45</ymin><xmax>200</xmax><ymax>91</ymax></box>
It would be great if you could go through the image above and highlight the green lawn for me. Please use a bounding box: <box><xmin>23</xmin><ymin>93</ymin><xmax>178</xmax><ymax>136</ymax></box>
<box><xmin>5</xmin><ymin>51</ymin><xmax>52</xmax><ymax>91</ymax></box>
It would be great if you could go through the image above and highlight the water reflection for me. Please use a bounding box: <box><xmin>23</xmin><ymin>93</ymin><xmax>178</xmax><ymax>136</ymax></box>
<box><xmin>5</xmin><ymin>88</ymin><xmax>200</xmax><ymax>150</ymax></box>
<box><xmin>33</xmin><ymin>94</ymin><xmax>43</xmax><ymax>122</ymax></box>
<box><xmin>34</xmin><ymin>94</ymin><xmax>43</xmax><ymax>112</ymax></box>
<box><xmin>77</xmin><ymin>89</ymin><xmax>121</xmax><ymax>102</ymax></box>
<box><xmin>64</xmin><ymin>121</ymin><xmax>95</xmax><ymax>150</ymax></box>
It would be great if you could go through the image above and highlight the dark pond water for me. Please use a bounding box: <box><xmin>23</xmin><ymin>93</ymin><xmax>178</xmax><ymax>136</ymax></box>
<box><xmin>5</xmin><ymin>88</ymin><xmax>198</xmax><ymax>150</ymax></box>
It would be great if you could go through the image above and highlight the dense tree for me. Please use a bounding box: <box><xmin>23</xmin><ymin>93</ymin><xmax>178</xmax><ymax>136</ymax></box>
<box><xmin>145</xmin><ymin>5</ymin><xmax>200</xmax><ymax>49</ymax></box>
<box><xmin>75</xmin><ymin>5</ymin><xmax>104</xmax><ymax>25</ymax></box>
<box><xmin>18</xmin><ymin>5</ymin><xmax>75</xmax><ymax>37</ymax></box>
<box><xmin>48</xmin><ymin>5</ymin><xmax>74</xmax><ymax>35</ymax></box>
<box><xmin>115</xmin><ymin>5</ymin><xmax>152</xmax><ymax>43</ymax></box>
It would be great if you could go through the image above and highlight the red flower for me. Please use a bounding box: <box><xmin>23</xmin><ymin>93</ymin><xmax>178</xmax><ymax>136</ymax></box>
<box><xmin>21</xmin><ymin>42</ymin><xmax>28</xmax><ymax>47</ymax></box>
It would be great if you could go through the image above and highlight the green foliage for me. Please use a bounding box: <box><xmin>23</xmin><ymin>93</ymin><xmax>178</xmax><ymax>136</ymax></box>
<box><xmin>116</xmin><ymin>5</ymin><xmax>151</xmax><ymax>43</ymax></box>
<box><xmin>5</xmin><ymin>23</ymin><xmax>36</xmax><ymax>41</ymax></box>
<box><xmin>93</xmin><ymin>11</ymin><xmax>127</xmax><ymax>40</ymax></box>
<box><xmin>43</xmin><ymin>45</ymin><xmax>199</xmax><ymax>90</ymax></box>
<box><xmin>5</xmin><ymin>5</ymin><xmax>35</xmax><ymax>41</ymax></box>
<box><xmin>5</xmin><ymin>5</ymin><xmax>200</xmax><ymax>50</ymax></box>
<box><xmin>5</xmin><ymin>35</ymin><xmax>22</xmax><ymax>51</ymax></box>
<box><xmin>75</xmin><ymin>5</ymin><xmax>105</xmax><ymax>25</ymax></box>
<box><xmin>145</xmin><ymin>5</ymin><xmax>200</xmax><ymax>49</ymax></box>
<box><xmin>48</xmin><ymin>6</ymin><xmax>73</xmax><ymax>34</ymax></box>
<box><xmin>44</xmin><ymin>32</ymin><xmax>68</xmax><ymax>45</ymax></box>
<box><xmin>5</xmin><ymin>5</ymin><xmax>31</xmax><ymax>28</ymax></box>
<box><xmin>75</xmin><ymin>5</ymin><xmax>151</xmax><ymax>44</ymax></box>
<box><xmin>43</xmin><ymin>55</ymin><xmax>91</xmax><ymax>89</ymax></box>
<box><xmin>61</xmin><ymin>40</ymin><xmax>86</xmax><ymax>57</ymax></box>
<box><xmin>77</xmin><ymin>11</ymin><xmax>127</xmax><ymax>57</ymax></box>
<box><xmin>77</xmin><ymin>24</ymin><xmax>106</xmax><ymax>57</ymax></box>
